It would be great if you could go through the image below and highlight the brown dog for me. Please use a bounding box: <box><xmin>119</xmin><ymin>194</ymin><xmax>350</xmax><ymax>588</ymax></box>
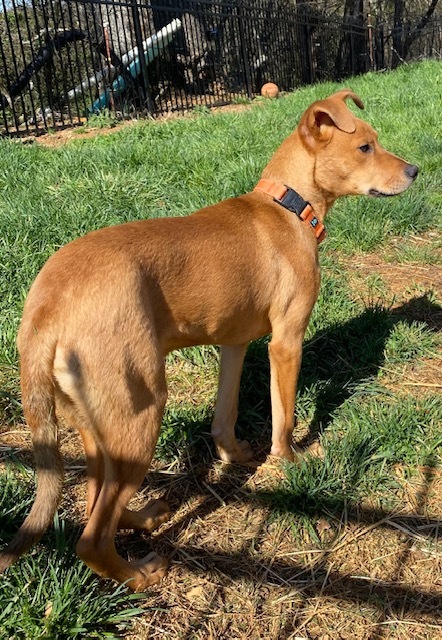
<box><xmin>0</xmin><ymin>91</ymin><xmax>418</xmax><ymax>590</ymax></box>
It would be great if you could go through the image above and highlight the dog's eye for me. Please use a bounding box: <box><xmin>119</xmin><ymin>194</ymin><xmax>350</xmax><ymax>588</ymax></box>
<box><xmin>359</xmin><ymin>144</ymin><xmax>371</xmax><ymax>153</ymax></box>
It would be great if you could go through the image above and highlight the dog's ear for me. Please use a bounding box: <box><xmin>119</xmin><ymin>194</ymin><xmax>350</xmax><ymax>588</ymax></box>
<box><xmin>325</xmin><ymin>90</ymin><xmax>365</xmax><ymax>114</ymax></box>
<box><xmin>299</xmin><ymin>90</ymin><xmax>365</xmax><ymax>149</ymax></box>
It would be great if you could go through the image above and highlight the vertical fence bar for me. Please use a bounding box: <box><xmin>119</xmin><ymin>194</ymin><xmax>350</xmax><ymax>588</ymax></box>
<box><xmin>71</xmin><ymin>0</ymin><xmax>95</xmax><ymax>122</ymax></box>
<box><xmin>14</xmin><ymin>0</ymin><xmax>41</xmax><ymax>132</ymax></box>
<box><xmin>0</xmin><ymin>33</ymin><xmax>11</xmax><ymax>134</ymax></box>
<box><xmin>131</xmin><ymin>0</ymin><xmax>153</xmax><ymax>113</ymax></box>
<box><xmin>1</xmin><ymin>0</ymin><xmax>29</xmax><ymax>133</ymax></box>
<box><xmin>22</xmin><ymin>0</ymin><xmax>49</xmax><ymax>132</ymax></box>
<box><xmin>40</xmin><ymin>0</ymin><xmax>74</xmax><ymax>128</ymax></box>
<box><xmin>236</xmin><ymin>0</ymin><xmax>252</xmax><ymax>99</ymax></box>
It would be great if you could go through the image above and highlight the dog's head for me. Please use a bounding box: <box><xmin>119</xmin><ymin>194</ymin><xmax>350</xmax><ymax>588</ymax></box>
<box><xmin>298</xmin><ymin>90</ymin><xmax>418</xmax><ymax>198</ymax></box>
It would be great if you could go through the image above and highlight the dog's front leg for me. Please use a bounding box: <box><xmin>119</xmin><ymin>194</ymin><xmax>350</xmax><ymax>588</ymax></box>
<box><xmin>268</xmin><ymin>332</ymin><xmax>305</xmax><ymax>461</ymax></box>
<box><xmin>211</xmin><ymin>343</ymin><xmax>253</xmax><ymax>462</ymax></box>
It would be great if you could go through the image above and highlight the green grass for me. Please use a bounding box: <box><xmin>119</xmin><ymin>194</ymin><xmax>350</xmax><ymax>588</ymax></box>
<box><xmin>0</xmin><ymin>60</ymin><xmax>441</xmax><ymax>636</ymax></box>
<box><xmin>0</xmin><ymin>61</ymin><xmax>441</xmax><ymax>367</ymax></box>
<box><xmin>269</xmin><ymin>392</ymin><xmax>442</xmax><ymax>521</ymax></box>
<box><xmin>0</xmin><ymin>468</ymin><xmax>150</xmax><ymax>639</ymax></box>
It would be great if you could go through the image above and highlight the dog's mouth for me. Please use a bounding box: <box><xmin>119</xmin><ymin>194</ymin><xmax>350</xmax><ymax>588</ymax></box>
<box><xmin>368</xmin><ymin>188</ymin><xmax>399</xmax><ymax>198</ymax></box>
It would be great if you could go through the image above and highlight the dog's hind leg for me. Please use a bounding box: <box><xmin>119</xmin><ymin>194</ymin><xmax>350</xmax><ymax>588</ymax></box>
<box><xmin>76</xmin><ymin>426</ymin><xmax>104</xmax><ymax>517</ymax></box>
<box><xmin>211</xmin><ymin>343</ymin><xmax>253</xmax><ymax>462</ymax></box>
<box><xmin>54</xmin><ymin>343</ymin><xmax>170</xmax><ymax>590</ymax></box>
<box><xmin>75</xmin><ymin>402</ymin><xmax>169</xmax><ymax>591</ymax></box>
<box><xmin>77</xmin><ymin>425</ymin><xmax>169</xmax><ymax>532</ymax></box>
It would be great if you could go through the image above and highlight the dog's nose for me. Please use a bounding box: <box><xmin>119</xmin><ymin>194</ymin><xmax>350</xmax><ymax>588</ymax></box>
<box><xmin>405</xmin><ymin>164</ymin><xmax>419</xmax><ymax>180</ymax></box>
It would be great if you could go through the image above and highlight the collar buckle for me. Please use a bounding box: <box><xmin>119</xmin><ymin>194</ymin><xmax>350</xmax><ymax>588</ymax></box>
<box><xmin>254</xmin><ymin>179</ymin><xmax>326</xmax><ymax>244</ymax></box>
<box><xmin>275</xmin><ymin>187</ymin><xmax>308</xmax><ymax>217</ymax></box>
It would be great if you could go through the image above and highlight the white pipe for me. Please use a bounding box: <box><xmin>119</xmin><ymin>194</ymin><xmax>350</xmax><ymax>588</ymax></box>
<box><xmin>67</xmin><ymin>18</ymin><xmax>181</xmax><ymax>102</ymax></box>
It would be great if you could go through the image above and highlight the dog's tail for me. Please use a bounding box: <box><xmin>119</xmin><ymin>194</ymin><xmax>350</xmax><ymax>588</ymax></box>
<box><xmin>0</xmin><ymin>331</ymin><xmax>63</xmax><ymax>574</ymax></box>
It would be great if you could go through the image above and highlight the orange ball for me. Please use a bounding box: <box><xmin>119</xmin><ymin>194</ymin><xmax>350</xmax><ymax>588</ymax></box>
<box><xmin>261</xmin><ymin>82</ymin><xmax>279</xmax><ymax>98</ymax></box>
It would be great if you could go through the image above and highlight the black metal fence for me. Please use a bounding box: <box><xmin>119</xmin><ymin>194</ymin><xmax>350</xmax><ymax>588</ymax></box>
<box><xmin>1</xmin><ymin>0</ymin><xmax>441</xmax><ymax>136</ymax></box>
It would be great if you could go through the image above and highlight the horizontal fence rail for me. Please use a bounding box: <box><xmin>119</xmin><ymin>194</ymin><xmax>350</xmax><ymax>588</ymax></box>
<box><xmin>0</xmin><ymin>0</ymin><xmax>441</xmax><ymax>136</ymax></box>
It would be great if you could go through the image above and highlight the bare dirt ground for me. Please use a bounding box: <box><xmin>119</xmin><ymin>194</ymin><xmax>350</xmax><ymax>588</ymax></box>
<box><xmin>341</xmin><ymin>232</ymin><xmax>442</xmax><ymax>394</ymax></box>
<box><xmin>1</xmin><ymin>230</ymin><xmax>441</xmax><ymax>639</ymax></box>
<box><xmin>11</xmin><ymin>99</ymin><xmax>257</xmax><ymax>149</ymax></box>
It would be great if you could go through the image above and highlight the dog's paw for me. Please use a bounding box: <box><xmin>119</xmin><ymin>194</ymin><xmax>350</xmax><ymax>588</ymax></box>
<box><xmin>270</xmin><ymin>441</ymin><xmax>323</xmax><ymax>462</ymax></box>
<box><xmin>119</xmin><ymin>499</ymin><xmax>171</xmax><ymax>532</ymax></box>
<box><xmin>306</xmin><ymin>441</ymin><xmax>324</xmax><ymax>458</ymax></box>
<box><xmin>137</xmin><ymin>499</ymin><xmax>171</xmax><ymax>531</ymax></box>
<box><xmin>130</xmin><ymin>552</ymin><xmax>169</xmax><ymax>591</ymax></box>
<box><xmin>216</xmin><ymin>439</ymin><xmax>254</xmax><ymax>463</ymax></box>
<box><xmin>269</xmin><ymin>443</ymin><xmax>297</xmax><ymax>462</ymax></box>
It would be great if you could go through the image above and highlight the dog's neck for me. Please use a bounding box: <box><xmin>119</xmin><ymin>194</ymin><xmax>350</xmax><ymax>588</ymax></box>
<box><xmin>254</xmin><ymin>179</ymin><xmax>326</xmax><ymax>243</ymax></box>
<box><xmin>260</xmin><ymin>130</ymin><xmax>336</xmax><ymax>222</ymax></box>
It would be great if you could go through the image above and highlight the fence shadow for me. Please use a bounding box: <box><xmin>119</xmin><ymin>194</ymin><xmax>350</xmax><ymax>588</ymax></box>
<box><xmin>141</xmin><ymin>442</ymin><xmax>442</xmax><ymax>636</ymax></box>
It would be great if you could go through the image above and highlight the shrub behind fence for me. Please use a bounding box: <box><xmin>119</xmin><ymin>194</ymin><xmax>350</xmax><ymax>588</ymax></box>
<box><xmin>0</xmin><ymin>0</ymin><xmax>441</xmax><ymax>136</ymax></box>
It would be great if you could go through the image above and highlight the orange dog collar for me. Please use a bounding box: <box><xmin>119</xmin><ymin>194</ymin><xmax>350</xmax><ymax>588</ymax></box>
<box><xmin>254</xmin><ymin>179</ymin><xmax>326</xmax><ymax>244</ymax></box>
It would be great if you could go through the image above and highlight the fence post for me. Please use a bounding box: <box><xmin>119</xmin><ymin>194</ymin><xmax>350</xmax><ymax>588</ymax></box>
<box><xmin>0</xmin><ymin>22</ymin><xmax>11</xmax><ymax>134</ymax></box>
<box><xmin>367</xmin><ymin>0</ymin><xmax>374</xmax><ymax>70</ymax></box>
<box><xmin>236</xmin><ymin>0</ymin><xmax>253</xmax><ymax>99</ymax></box>
<box><xmin>130</xmin><ymin>0</ymin><xmax>153</xmax><ymax>114</ymax></box>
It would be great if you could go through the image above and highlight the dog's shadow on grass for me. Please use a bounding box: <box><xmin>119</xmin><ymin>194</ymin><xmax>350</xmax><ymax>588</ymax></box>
<box><xmin>238</xmin><ymin>293</ymin><xmax>442</xmax><ymax>449</ymax></box>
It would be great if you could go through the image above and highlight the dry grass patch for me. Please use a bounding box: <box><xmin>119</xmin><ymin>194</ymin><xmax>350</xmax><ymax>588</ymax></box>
<box><xmin>118</xmin><ymin>458</ymin><xmax>442</xmax><ymax>639</ymax></box>
<box><xmin>381</xmin><ymin>356</ymin><xmax>442</xmax><ymax>395</ymax></box>
<box><xmin>3</xmin><ymin>411</ymin><xmax>442</xmax><ymax>637</ymax></box>
<box><xmin>165</xmin><ymin>354</ymin><xmax>219</xmax><ymax>408</ymax></box>
<box><xmin>11</xmin><ymin>415</ymin><xmax>442</xmax><ymax>638</ymax></box>
<box><xmin>342</xmin><ymin>247</ymin><xmax>441</xmax><ymax>310</ymax></box>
